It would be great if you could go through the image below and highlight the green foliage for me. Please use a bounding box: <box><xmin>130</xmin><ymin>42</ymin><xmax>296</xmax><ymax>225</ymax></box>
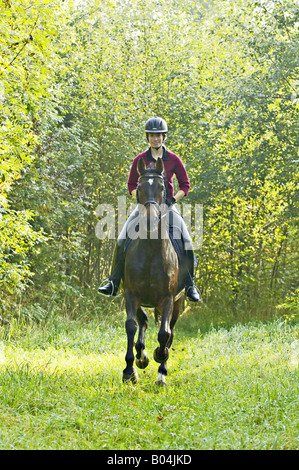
<box><xmin>0</xmin><ymin>0</ymin><xmax>61</xmax><ymax>310</ymax></box>
<box><xmin>1</xmin><ymin>0</ymin><xmax>298</xmax><ymax>452</ymax></box>
<box><xmin>0</xmin><ymin>209</ymin><xmax>47</xmax><ymax>293</ymax></box>
<box><xmin>277</xmin><ymin>288</ymin><xmax>299</xmax><ymax>323</ymax></box>
<box><xmin>1</xmin><ymin>0</ymin><xmax>298</xmax><ymax>319</ymax></box>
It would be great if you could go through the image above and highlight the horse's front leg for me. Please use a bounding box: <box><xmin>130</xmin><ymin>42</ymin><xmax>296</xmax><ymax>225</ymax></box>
<box><xmin>135</xmin><ymin>307</ymin><xmax>149</xmax><ymax>370</ymax></box>
<box><xmin>123</xmin><ymin>290</ymin><xmax>139</xmax><ymax>384</ymax></box>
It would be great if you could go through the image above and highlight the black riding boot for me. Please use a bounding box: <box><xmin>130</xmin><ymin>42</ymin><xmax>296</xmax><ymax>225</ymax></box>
<box><xmin>184</xmin><ymin>249</ymin><xmax>201</xmax><ymax>302</ymax></box>
<box><xmin>168</xmin><ymin>208</ymin><xmax>201</xmax><ymax>302</ymax></box>
<box><xmin>98</xmin><ymin>240</ymin><xmax>125</xmax><ymax>297</ymax></box>
<box><xmin>98</xmin><ymin>207</ymin><xmax>140</xmax><ymax>297</ymax></box>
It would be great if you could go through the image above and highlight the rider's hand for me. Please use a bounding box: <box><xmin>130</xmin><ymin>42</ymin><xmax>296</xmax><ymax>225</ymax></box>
<box><xmin>166</xmin><ymin>197</ymin><xmax>176</xmax><ymax>207</ymax></box>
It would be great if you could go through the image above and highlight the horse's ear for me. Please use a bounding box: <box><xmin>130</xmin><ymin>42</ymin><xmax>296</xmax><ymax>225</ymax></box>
<box><xmin>137</xmin><ymin>157</ymin><xmax>146</xmax><ymax>175</ymax></box>
<box><xmin>156</xmin><ymin>157</ymin><xmax>164</xmax><ymax>174</ymax></box>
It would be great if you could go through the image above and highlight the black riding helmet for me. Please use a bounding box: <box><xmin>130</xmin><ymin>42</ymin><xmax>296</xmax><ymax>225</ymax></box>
<box><xmin>145</xmin><ymin>116</ymin><xmax>168</xmax><ymax>134</ymax></box>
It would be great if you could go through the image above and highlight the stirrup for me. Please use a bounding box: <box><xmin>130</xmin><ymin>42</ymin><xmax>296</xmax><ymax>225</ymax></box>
<box><xmin>108</xmin><ymin>279</ymin><xmax>115</xmax><ymax>296</ymax></box>
<box><xmin>185</xmin><ymin>285</ymin><xmax>201</xmax><ymax>301</ymax></box>
<box><xmin>98</xmin><ymin>278</ymin><xmax>115</xmax><ymax>297</ymax></box>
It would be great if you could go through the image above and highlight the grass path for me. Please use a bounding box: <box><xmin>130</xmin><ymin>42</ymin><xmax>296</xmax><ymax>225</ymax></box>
<box><xmin>0</xmin><ymin>314</ymin><xmax>298</xmax><ymax>450</ymax></box>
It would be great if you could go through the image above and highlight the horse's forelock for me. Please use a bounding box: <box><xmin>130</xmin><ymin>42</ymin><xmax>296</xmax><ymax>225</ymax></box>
<box><xmin>148</xmin><ymin>162</ymin><xmax>157</xmax><ymax>170</ymax></box>
<box><xmin>137</xmin><ymin>166</ymin><xmax>168</xmax><ymax>202</ymax></box>
<box><xmin>145</xmin><ymin>163</ymin><xmax>165</xmax><ymax>177</ymax></box>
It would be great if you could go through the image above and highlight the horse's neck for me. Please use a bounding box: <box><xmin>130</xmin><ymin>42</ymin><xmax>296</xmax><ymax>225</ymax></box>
<box><xmin>137</xmin><ymin>236</ymin><xmax>170</xmax><ymax>252</ymax></box>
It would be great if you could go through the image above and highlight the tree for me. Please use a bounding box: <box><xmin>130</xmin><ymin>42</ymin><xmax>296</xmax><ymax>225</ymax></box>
<box><xmin>4</xmin><ymin>0</ymin><xmax>298</xmax><ymax>319</ymax></box>
<box><xmin>0</xmin><ymin>0</ymin><xmax>61</xmax><ymax>313</ymax></box>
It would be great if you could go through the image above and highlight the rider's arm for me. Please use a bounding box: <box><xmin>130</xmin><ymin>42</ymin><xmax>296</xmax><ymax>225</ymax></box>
<box><xmin>128</xmin><ymin>155</ymin><xmax>142</xmax><ymax>196</ymax></box>
<box><xmin>173</xmin><ymin>155</ymin><xmax>190</xmax><ymax>198</ymax></box>
<box><xmin>173</xmin><ymin>189</ymin><xmax>185</xmax><ymax>202</ymax></box>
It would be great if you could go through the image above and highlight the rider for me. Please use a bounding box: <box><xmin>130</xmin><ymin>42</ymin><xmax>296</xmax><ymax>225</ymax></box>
<box><xmin>98</xmin><ymin>116</ymin><xmax>201</xmax><ymax>302</ymax></box>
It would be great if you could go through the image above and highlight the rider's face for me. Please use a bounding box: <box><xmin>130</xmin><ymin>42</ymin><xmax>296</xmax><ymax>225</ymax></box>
<box><xmin>148</xmin><ymin>133</ymin><xmax>164</xmax><ymax>149</ymax></box>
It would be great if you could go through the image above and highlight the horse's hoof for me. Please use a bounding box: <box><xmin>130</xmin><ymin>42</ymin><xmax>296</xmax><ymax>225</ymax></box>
<box><xmin>155</xmin><ymin>373</ymin><xmax>167</xmax><ymax>386</ymax></box>
<box><xmin>135</xmin><ymin>351</ymin><xmax>149</xmax><ymax>369</ymax></box>
<box><xmin>155</xmin><ymin>379</ymin><xmax>167</xmax><ymax>387</ymax></box>
<box><xmin>122</xmin><ymin>368</ymin><xmax>138</xmax><ymax>384</ymax></box>
<box><xmin>153</xmin><ymin>347</ymin><xmax>169</xmax><ymax>364</ymax></box>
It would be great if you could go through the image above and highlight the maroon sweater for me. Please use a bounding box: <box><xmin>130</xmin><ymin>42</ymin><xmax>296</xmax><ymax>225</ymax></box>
<box><xmin>127</xmin><ymin>147</ymin><xmax>190</xmax><ymax>198</ymax></box>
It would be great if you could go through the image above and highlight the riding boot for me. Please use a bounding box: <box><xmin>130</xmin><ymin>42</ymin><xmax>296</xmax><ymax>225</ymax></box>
<box><xmin>98</xmin><ymin>240</ymin><xmax>125</xmax><ymax>297</ymax></box>
<box><xmin>168</xmin><ymin>207</ymin><xmax>201</xmax><ymax>302</ymax></box>
<box><xmin>98</xmin><ymin>207</ymin><xmax>140</xmax><ymax>297</ymax></box>
<box><xmin>184</xmin><ymin>248</ymin><xmax>201</xmax><ymax>302</ymax></box>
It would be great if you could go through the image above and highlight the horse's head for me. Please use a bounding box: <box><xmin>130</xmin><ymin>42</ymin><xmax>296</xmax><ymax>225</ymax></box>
<box><xmin>137</xmin><ymin>157</ymin><xmax>167</xmax><ymax>235</ymax></box>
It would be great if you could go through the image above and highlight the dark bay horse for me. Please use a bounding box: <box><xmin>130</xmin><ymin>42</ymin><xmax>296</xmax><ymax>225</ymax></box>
<box><xmin>122</xmin><ymin>157</ymin><xmax>186</xmax><ymax>386</ymax></box>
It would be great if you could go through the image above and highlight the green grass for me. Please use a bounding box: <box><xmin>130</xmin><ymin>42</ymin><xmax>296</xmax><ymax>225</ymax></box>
<box><xmin>0</xmin><ymin>311</ymin><xmax>298</xmax><ymax>450</ymax></box>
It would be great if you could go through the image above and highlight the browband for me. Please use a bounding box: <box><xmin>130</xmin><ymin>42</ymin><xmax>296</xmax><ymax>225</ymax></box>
<box><xmin>138</xmin><ymin>173</ymin><xmax>164</xmax><ymax>181</ymax></box>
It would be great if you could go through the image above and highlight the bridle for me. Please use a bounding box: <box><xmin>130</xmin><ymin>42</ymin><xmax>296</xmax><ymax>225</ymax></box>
<box><xmin>136</xmin><ymin>173</ymin><xmax>166</xmax><ymax>209</ymax></box>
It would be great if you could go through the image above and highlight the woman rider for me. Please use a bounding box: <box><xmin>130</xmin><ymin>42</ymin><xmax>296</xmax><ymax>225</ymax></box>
<box><xmin>98</xmin><ymin>116</ymin><xmax>201</xmax><ymax>302</ymax></box>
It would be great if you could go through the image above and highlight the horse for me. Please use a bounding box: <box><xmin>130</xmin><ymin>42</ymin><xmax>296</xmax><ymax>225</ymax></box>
<box><xmin>121</xmin><ymin>156</ymin><xmax>186</xmax><ymax>386</ymax></box>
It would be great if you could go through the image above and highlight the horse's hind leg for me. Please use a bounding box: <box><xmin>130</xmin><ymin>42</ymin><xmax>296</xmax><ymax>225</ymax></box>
<box><xmin>156</xmin><ymin>362</ymin><xmax>168</xmax><ymax>386</ymax></box>
<box><xmin>135</xmin><ymin>307</ymin><xmax>149</xmax><ymax>370</ymax></box>
<box><xmin>123</xmin><ymin>290</ymin><xmax>139</xmax><ymax>384</ymax></box>
<box><xmin>155</xmin><ymin>297</ymin><xmax>182</xmax><ymax>386</ymax></box>
<box><xmin>154</xmin><ymin>296</ymin><xmax>173</xmax><ymax>366</ymax></box>
<box><xmin>167</xmin><ymin>297</ymin><xmax>182</xmax><ymax>350</ymax></box>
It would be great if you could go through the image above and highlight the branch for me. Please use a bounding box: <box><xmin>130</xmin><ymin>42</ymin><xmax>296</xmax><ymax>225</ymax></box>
<box><xmin>4</xmin><ymin>14</ymin><xmax>39</xmax><ymax>69</ymax></box>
